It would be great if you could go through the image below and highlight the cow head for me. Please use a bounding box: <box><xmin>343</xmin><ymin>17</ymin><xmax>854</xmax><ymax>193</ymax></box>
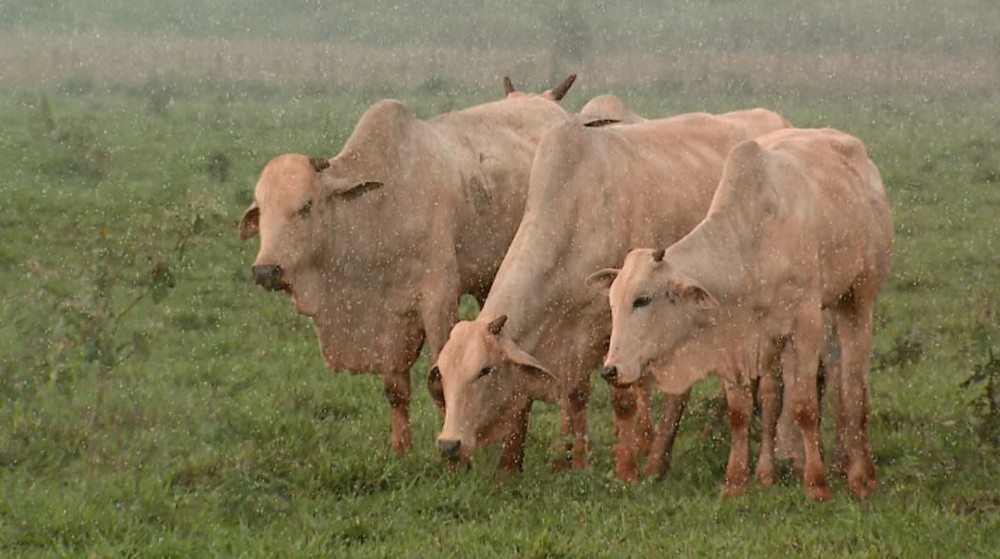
<box><xmin>587</xmin><ymin>248</ymin><xmax>718</xmax><ymax>392</ymax></box>
<box><xmin>239</xmin><ymin>153</ymin><xmax>383</xmax><ymax>316</ymax></box>
<box><xmin>503</xmin><ymin>74</ymin><xmax>577</xmax><ymax>102</ymax></box>
<box><xmin>431</xmin><ymin>315</ymin><xmax>556</xmax><ymax>468</ymax></box>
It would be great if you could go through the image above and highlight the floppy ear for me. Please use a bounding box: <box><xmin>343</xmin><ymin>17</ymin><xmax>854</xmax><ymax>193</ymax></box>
<box><xmin>319</xmin><ymin>172</ymin><xmax>385</xmax><ymax>201</ymax></box>
<box><xmin>582</xmin><ymin>117</ymin><xmax>621</xmax><ymax>128</ymax></box>
<box><xmin>427</xmin><ymin>365</ymin><xmax>445</xmax><ymax>411</ymax></box>
<box><xmin>671</xmin><ymin>275</ymin><xmax>719</xmax><ymax>309</ymax></box>
<box><xmin>501</xmin><ymin>340</ymin><xmax>558</xmax><ymax>403</ymax></box>
<box><xmin>682</xmin><ymin>283</ymin><xmax>719</xmax><ymax>308</ymax></box>
<box><xmin>239</xmin><ymin>202</ymin><xmax>259</xmax><ymax>241</ymax></box>
<box><xmin>585</xmin><ymin>268</ymin><xmax>619</xmax><ymax>292</ymax></box>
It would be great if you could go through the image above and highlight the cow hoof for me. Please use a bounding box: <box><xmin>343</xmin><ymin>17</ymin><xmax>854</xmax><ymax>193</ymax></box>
<box><xmin>721</xmin><ymin>483</ymin><xmax>748</xmax><ymax>499</ymax></box>
<box><xmin>805</xmin><ymin>482</ymin><xmax>832</xmax><ymax>502</ymax></box>
<box><xmin>641</xmin><ymin>457</ymin><xmax>667</xmax><ymax>481</ymax></box>
<box><xmin>615</xmin><ymin>466</ymin><xmax>640</xmax><ymax>484</ymax></box>
<box><xmin>848</xmin><ymin>472</ymin><xmax>878</xmax><ymax>500</ymax></box>
<box><xmin>755</xmin><ymin>468</ymin><xmax>776</xmax><ymax>487</ymax></box>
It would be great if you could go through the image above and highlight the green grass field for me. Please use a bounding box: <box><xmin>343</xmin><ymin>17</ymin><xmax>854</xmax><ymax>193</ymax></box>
<box><xmin>1</xmin><ymin>3</ymin><xmax>999</xmax><ymax>556</ymax></box>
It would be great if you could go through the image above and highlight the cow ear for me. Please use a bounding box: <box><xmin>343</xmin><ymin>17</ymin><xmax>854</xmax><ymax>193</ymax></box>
<box><xmin>582</xmin><ymin>117</ymin><xmax>620</xmax><ymax>128</ymax></box>
<box><xmin>585</xmin><ymin>268</ymin><xmax>619</xmax><ymax>292</ymax></box>
<box><xmin>676</xmin><ymin>276</ymin><xmax>718</xmax><ymax>309</ymax></box>
<box><xmin>683</xmin><ymin>284</ymin><xmax>718</xmax><ymax>308</ymax></box>
<box><xmin>427</xmin><ymin>365</ymin><xmax>445</xmax><ymax>411</ymax></box>
<box><xmin>337</xmin><ymin>180</ymin><xmax>384</xmax><ymax>201</ymax></box>
<box><xmin>239</xmin><ymin>202</ymin><xmax>259</xmax><ymax>241</ymax></box>
<box><xmin>320</xmin><ymin>172</ymin><xmax>385</xmax><ymax>201</ymax></box>
<box><xmin>503</xmin><ymin>341</ymin><xmax>558</xmax><ymax>403</ymax></box>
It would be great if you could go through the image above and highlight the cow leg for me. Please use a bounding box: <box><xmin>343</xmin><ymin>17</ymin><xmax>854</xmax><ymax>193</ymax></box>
<box><xmin>774</xmin><ymin>341</ymin><xmax>804</xmax><ymax>477</ymax></box>
<box><xmin>820</xmin><ymin>317</ymin><xmax>847</xmax><ymax>477</ymax></box>
<box><xmin>722</xmin><ymin>380</ymin><xmax>752</xmax><ymax>498</ymax></box>
<box><xmin>383</xmin><ymin>370</ymin><xmax>412</xmax><ymax>455</ymax></box>
<box><xmin>755</xmin><ymin>356</ymin><xmax>781</xmax><ymax>487</ymax></box>
<box><xmin>420</xmin><ymin>280</ymin><xmax>462</xmax><ymax>415</ymax></box>
<box><xmin>498</xmin><ymin>404</ymin><xmax>531</xmax><ymax>472</ymax></box>
<box><xmin>635</xmin><ymin>383</ymin><xmax>655</xmax><ymax>457</ymax></box>
<box><xmin>554</xmin><ymin>381</ymin><xmax>591</xmax><ymax>472</ymax></box>
<box><xmin>787</xmin><ymin>309</ymin><xmax>831</xmax><ymax>502</ymax></box>
<box><xmin>643</xmin><ymin>390</ymin><xmax>689</xmax><ymax>480</ymax></box>
<box><xmin>832</xmin><ymin>293</ymin><xmax>878</xmax><ymax>499</ymax></box>
<box><xmin>610</xmin><ymin>385</ymin><xmax>640</xmax><ymax>482</ymax></box>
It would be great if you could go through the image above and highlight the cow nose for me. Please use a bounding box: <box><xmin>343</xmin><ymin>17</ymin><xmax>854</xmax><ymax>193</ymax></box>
<box><xmin>601</xmin><ymin>365</ymin><xmax>618</xmax><ymax>383</ymax></box>
<box><xmin>437</xmin><ymin>439</ymin><xmax>461</xmax><ymax>460</ymax></box>
<box><xmin>252</xmin><ymin>264</ymin><xmax>284</xmax><ymax>291</ymax></box>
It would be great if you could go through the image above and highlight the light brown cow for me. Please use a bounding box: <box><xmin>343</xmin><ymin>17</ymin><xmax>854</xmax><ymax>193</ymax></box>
<box><xmin>430</xmin><ymin>109</ymin><xmax>791</xmax><ymax>478</ymax></box>
<box><xmin>239</xmin><ymin>75</ymin><xmax>577</xmax><ymax>455</ymax></box>
<box><xmin>593</xmin><ymin>128</ymin><xmax>893</xmax><ymax>500</ymax></box>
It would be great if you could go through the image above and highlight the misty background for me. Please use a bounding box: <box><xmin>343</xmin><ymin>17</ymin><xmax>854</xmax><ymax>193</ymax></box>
<box><xmin>3</xmin><ymin>0</ymin><xmax>997</xmax><ymax>96</ymax></box>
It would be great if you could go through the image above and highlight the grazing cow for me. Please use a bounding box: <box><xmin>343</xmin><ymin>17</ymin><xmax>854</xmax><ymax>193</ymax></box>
<box><xmin>594</xmin><ymin>128</ymin><xmax>893</xmax><ymax>500</ymax></box>
<box><xmin>431</xmin><ymin>109</ymin><xmax>791</xmax><ymax>478</ymax></box>
<box><xmin>239</xmin><ymin>75</ymin><xmax>577</xmax><ymax>455</ymax></box>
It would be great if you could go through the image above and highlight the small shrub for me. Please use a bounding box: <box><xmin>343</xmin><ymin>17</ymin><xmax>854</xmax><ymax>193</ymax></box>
<box><xmin>13</xmin><ymin>199</ymin><xmax>212</xmax><ymax>415</ymax></box>
<box><xmin>57</xmin><ymin>72</ymin><xmax>96</xmax><ymax>96</ymax></box>
<box><xmin>873</xmin><ymin>329</ymin><xmax>925</xmax><ymax>371</ymax></box>
<box><xmin>961</xmin><ymin>348</ymin><xmax>1000</xmax><ymax>448</ymax></box>
<box><xmin>202</xmin><ymin>151</ymin><xmax>231</xmax><ymax>183</ymax></box>
<box><xmin>37</xmin><ymin>94</ymin><xmax>112</xmax><ymax>180</ymax></box>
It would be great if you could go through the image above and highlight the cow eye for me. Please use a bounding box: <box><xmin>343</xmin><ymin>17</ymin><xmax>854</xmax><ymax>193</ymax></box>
<box><xmin>296</xmin><ymin>200</ymin><xmax>313</xmax><ymax>218</ymax></box>
<box><xmin>476</xmin><ymin>366</ymin><xmax>494</xmax><ymax>380</ymax></box>
<box><xmin>632</xmin><ymin>296</ymin><xmax>652</xmax><ymax>309</ymax></box>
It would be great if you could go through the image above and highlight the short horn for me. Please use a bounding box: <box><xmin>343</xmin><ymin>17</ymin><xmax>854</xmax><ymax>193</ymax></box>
<box><xmin>487</xmin><ymin>315</ymin><xmax>508</xmax><ymax>336</ymax></box>
<box><xmin>309</xmin><ymin>157</ymin><xmax>330</xmax><ymax>173</ymax></box>
<box><xmin>549</xmin><ymin>74</ymin><xmax>577</xmax><ymax>101</ymax></box>
<box><xmin>503</xmin><ymin>76</ymin><xmax>516</xmax><ymax>96</ymax></box>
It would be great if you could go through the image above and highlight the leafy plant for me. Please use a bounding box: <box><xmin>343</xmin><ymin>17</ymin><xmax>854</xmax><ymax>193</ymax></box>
<box><xmin>961</xmin><ymin>348</ymin><xmax>1000</xmax><ymax>447</ymax></box>
<box><xmin>14</xmin><ymin>200</ymin><xmax>210</xmax><ymax>416</ymax></box>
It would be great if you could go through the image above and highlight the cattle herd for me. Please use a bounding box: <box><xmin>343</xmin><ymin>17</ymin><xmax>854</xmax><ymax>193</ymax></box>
<box><xmin>240</xmin><ymin>75</ymin><xmax>893</xmax><ymax>502</ymax></box>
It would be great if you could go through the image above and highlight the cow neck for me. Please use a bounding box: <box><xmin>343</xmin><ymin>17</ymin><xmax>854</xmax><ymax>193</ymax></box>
<box><xmin>476</xmin><ymin>204</ymin><xmax>576</xmax><ymax>354</ymax></box>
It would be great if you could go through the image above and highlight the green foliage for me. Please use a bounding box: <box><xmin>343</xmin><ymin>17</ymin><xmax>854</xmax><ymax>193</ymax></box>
<box><xmin>962</xmin><ymin>349</ymin><xmax>1000</xmax><ymax>448</ymax></box>
<box><xmin>7</xmin><ymin>197</ymin><xmax>212</xmax><ymax>405</ymax></box>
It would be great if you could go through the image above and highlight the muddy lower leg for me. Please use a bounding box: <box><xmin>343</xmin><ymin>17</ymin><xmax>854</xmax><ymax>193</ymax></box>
<box><xmin>642</xmin><ymin>390</ymin><xmax>689</xmax><ymax>479</ymax></box>
<box><xmin>756</xmin><ymin>368</ymin><xmax>781</xmax><ymax>486</ymax></box>
<box><xmin>722</xmin><ymin>381</ymin><xmax>753</xmax><ymax>498</ymax></box>
<box><xmin>610</xmin><ymin>385</ymin><xmax>640</xmax><ymax>482</ymax></box>
<box><xmin>834</xmin><ymin>304</ymin><xmax>878</xmax><ymax>499</ymax></box>
<box><xmin>553</xmin><ymin>383</ymin><xmax>591</xmax><ymax>472</ymax></box>
<box><xmin>383</xmin><ymin>370</ymin><xmax>412</xmax><ymax>455</ymax></box>
<box><xmin>498</xmin><ymin>405</ymin><xmax>530</xmax><ymax>472</ymax></box>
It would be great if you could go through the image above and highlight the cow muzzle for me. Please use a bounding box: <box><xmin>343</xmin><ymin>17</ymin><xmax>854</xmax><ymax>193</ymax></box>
<box><xmin>601</xmin><ymin>365</ymin><xmax>619</xmax><ymax>383</ymax></box>
<box><xmin>601</xmin><ymin>364</ymin><xmax>635</xmax><ymax>388</ymax></box>
<box><xmin>252</xmin><ymin>264</ymin><xmax>290</xmax><ymax>292</ymax></box>
<box><xmin>437</xmin><ymin>438</ymin><xmax>462</xmax><ymax>461</ymax></box>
